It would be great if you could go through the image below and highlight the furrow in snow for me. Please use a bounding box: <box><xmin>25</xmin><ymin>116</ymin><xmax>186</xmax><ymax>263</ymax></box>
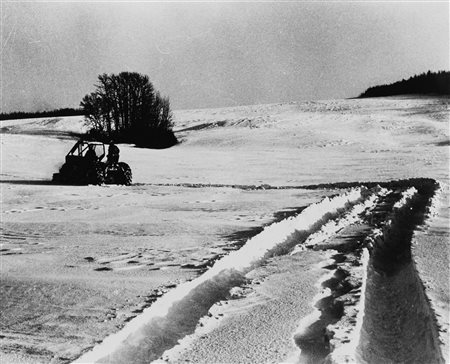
<box><xmin>73</xmin><ymin>187</ymin><xmax>371</xmax><ymax>364</ymax></box>
<box><xmin>327</xmin><ymin>184</ymin><xmax>444</xmax><ymax>364</ymax></box>
<box><xmin>158</xmin><ymin>188</ymin><xmax>385</xmax><ymax>364</ymax></box>
<box><xmin>287</xmin><ymin>189</ymin><xmax>389</xmax><ymax>364</ymax></box>
<box><xmin>290</xmin><ymin>187</ymin><xmax>387</xmax><ymax>254</ymax></box>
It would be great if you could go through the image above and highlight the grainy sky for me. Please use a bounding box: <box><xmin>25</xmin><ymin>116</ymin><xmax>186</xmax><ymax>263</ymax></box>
<box><xmin>1</xmin><ymin>1</ymin><xmax>449</xmax><ymax>112</ymax></box>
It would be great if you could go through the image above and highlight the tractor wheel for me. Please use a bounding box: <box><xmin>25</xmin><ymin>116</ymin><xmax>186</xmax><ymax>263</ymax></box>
<box><xmin>118</xmin><ymin>162</ymin><xmax>132</xmax><ymax>185</ymax></box>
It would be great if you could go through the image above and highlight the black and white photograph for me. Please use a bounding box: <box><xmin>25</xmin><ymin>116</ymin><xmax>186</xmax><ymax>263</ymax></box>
<box><xmin>1</xmin><ymin>1</ymin><xmax>449</xmax><ymax>363</ymax></box>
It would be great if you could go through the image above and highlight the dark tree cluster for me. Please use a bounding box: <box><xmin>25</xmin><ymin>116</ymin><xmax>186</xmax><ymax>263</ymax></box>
<box><xmin>0</xmin><ymin>108</ymin><xmax>83</xmax><ymax>121</ymax></box>
<box><xmin>359</xmin><ymin>70</ymin><xmax>450</xmax><ymax>98</ymax></box>
<box><xmin>81</xmin><ymin>72</ymin><xmax>177</xmax><ymax>149</ymax></box>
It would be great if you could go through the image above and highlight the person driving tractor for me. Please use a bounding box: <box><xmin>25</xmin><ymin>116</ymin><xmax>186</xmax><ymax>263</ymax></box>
<box><xmin>85</xmin><ymin>144</ymin><xmax>97</xmax><ymax>164</ymax></box>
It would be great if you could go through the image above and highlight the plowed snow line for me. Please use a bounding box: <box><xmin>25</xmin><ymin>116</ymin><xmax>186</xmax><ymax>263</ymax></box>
<box><xmin>288</xmin><ymin>191</ymin><xmax>393</xmax><ymax>364</ymax></box>
<box><xmin>282</xmin><ymin>182</ymin><xmax>442</xmax><ymax>364</ymax></box>
<box><xmin>73</xmin><ymin>188</ymin><xmax>373</xmax><ymax>364</ymax></box>
<box><xmin>157</xmin><ymin>193</ymin><xmax>382</xmax><ymax>364</ymax></box>
<box><xmin>324</xmin><ymin>182</ymin><xmax>443</xmax><ymax>364</ymax></box>
<box><xmin>143</xmin><ymin>177</ymin><xmax>437</xmax><ymax>192</ymax></box>
<box><xmin>354</xmin><ymin>186</ymin><xmax>444</xmax><ymax>364</ymax></box>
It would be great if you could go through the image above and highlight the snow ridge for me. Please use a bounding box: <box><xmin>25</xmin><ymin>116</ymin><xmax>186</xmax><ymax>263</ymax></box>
<box><xmin>287</xmin><ymin>189</ymin><xmax>385</xmax><ymax>363</ymax></box>
<box><xmin>73</xmin><ymin>188</ymin><xmax>368</xmax><ymax>364</ymax></box>
<box><xmin>290</xmin><ymin>187</ymin><xmax>386</xmax><ymax>254</ymax></box>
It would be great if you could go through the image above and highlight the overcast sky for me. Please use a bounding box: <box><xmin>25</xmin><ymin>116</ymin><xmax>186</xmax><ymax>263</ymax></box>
<box><xmin>1</xmin><ymin>1</ymin><xmax>449</xmax><ymax>112</ymax></box>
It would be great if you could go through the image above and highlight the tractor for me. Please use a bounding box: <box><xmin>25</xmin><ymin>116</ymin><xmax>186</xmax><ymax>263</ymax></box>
<box><xmin>52</xmin><ymin>140</ymin><xmax>132</xmax><ymax>185</ymax></box>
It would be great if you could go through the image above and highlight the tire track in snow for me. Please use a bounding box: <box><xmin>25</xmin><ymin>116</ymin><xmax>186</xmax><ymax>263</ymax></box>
<box><xmin>73</xmin><ymin>179</ymin><xmax>443</xmax><ymax>364</ymax></box>
<box><xmin>352</xmin><ymin>184</ymin><xmax>444</xmax><ymax>364</ymax></box>
<box><xmin>73</xmin><ymin>187</ymin><xmax>372</xmax><ymax>364</ymax></box>
<box><xmin>155</xmin><ymin>190</ymin><xmax>383</xmax><ymax>364</ymax></box>
<box><xmin>294</xmin><ymin>180</ymin><xmax>444</xmax><ymax>364</ymax></box>
<box><xmin>287</xmin><ymin>190</ymin><xmax>388</xmax><ymax>363</ymax></box>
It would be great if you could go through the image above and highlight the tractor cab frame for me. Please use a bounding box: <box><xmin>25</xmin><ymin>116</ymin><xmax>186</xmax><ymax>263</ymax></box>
<box><xmin>65</xmin><ymin>140</ymin><xmax>105</xmax><ymax>163</ymax></box>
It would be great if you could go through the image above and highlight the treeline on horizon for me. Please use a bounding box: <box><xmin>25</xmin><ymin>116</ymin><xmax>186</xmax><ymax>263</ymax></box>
<box><xmin>0</xmin><ymin>108</ymin><xmax>83</xmax><ymax>121</ymax></box>
<box><xmin>2</xmin><ymin>70</ymin><xmax>449</xmax><ymax>121</ymax></box>
<box><xmin>359</xmin><ymin>70</ymin><xmax>450</xmax><ymax>98</ymax></box>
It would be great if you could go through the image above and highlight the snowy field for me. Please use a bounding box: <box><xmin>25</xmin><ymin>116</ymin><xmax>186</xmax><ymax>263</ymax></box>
<box><xmin>1</xmin><ymin>96</ymin><xmax>449</xmax><ymax>363</ymax></box>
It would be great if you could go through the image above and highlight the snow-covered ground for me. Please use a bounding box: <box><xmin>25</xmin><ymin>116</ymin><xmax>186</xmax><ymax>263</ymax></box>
<box><xmin>1</xmin><ymin>96</ymin><xmax>448</xmax><ymax>363</ymax></box>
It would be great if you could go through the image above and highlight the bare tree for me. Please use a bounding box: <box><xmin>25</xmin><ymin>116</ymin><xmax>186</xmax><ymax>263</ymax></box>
<box><xmin>81</xmin><ymin>72</ymin><xmax>177</xmax><ymax>148</ymax></box>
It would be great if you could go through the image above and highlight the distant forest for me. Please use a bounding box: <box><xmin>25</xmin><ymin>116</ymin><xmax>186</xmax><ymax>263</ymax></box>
<box><xmin>0</xmin><ymin>108</ymin><xmax>83</xmax><ymax>121</ymax></box>
<box><xmin>359</xmin><ymin>71</ymin><xmax>450</xmax><ymax>98</ymax></box>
